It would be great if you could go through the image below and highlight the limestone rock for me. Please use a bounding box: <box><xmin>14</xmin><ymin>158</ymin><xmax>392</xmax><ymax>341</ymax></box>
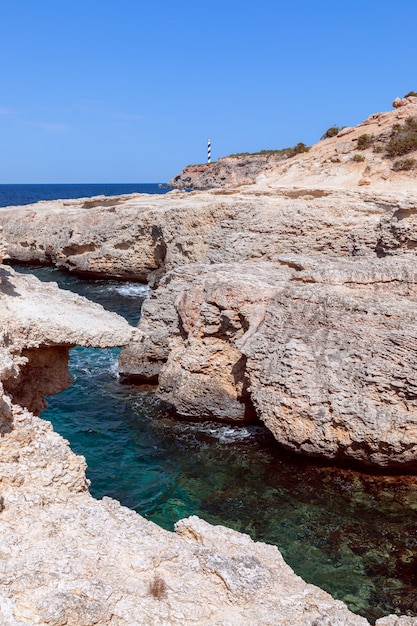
<box><xmin>122</xmin><ymin>255</ymin><xmax>417</xmax><ymax>468</ymax></box>
<box><xmin>0</xmin><ymin>269</ymin><xmax>371</xmax><ymax>625</ymax></box>
<box><xmin>168</xmin><ymin>153</ymin><xmax>286</xmax><ymax>190</ymax></box>
<box><xmin>393</xmin><ymin>97</ymin><xmax>410</xmax><ymax>108</ymax></box>
<box><xmin>2</xmin><ymin>185</ymin><xmax>417</xmax><ymax>284</ymax></box>
<box><xmin>0</xmin><ymin>265</ymin><xmax>135</xmax><ymax>414</ymax></box>
<box><xmin>0</xmin><ymin>226</ymin><xmax>7</xmax><ymax>264</ymax></box>
<box><xmin>335</xmin><ymin>140</ymin><xmax>354</xmax><ymax>154</ymax></box>
<box><xmin>337</xmin><ymin>126</ymin><xmax>355</xmax><ymax>137</ymax></box>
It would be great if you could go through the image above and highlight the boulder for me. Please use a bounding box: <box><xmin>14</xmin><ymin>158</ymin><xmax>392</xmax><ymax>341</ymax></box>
<box><xmin>121</xmin><ymin>255</ymin><xmax>417</xmax><ymax>468</ymax></box>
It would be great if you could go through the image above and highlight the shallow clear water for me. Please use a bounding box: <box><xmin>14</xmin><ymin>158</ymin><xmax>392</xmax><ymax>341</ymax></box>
<box><xmin>14</xmin><ymin>264</ymin><xmax>417</xmax><ymax>623</ymax></box>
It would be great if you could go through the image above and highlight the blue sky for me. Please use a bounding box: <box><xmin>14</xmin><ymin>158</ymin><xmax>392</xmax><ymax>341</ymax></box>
<box><xmin>1</xmin><ymin>0</ymin><xmax>416</xmax><ymax>183</ymax></box>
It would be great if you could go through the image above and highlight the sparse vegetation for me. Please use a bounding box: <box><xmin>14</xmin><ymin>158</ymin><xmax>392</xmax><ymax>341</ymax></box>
<box><xmin>148</xmin><ymin>574</ymin><xmax>167</xmax><ymax>600</ymax></box>
<box><xmin>404</xmin><ymin>91</ymin><xmax>417</xmax><ymax>98</ymax></box>
<box><xmin>321</xmin><ymin>126</ymin><xmax>341</xmax><ymax>140</ymax></box>
<box><xmin>258</xmin><ymin>148</ymin><xmax>291</xmax><ymax>156</ymax></box>
<box><xmin>352</xmin><ymin>154</ymin><xmax>365</xmax><ymax>162</ymax></box>
<box><xmin>373</xmin><ymin>145</ymin><xmax>383</xmax><ymax>153</ymax></box>
<box><xmin>229</xmin><ymin>144</ymin><xmax>309</xmax><ymax>159</ymax></box>
<box><xmin>392</xmin><ymin>157</ymin><xmax>417</xmax><ymax>171</ymax></box>
<box><xmin>286</xmin><ymin>142</ymin><xmax>310</xmax><ymax>157</ymax></box>
<box><xmin>386</xmin><ymin>117</ymin><xmax>417</xmax><ymax>157</ymax></box>
<box><xmin>356</xmin><ymin>134</ymin><xmax>374</xmax><ymax>150</ymax></box>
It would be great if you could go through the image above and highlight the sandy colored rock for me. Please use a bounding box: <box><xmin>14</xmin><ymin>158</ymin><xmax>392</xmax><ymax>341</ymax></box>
<box><xmin>2</xmin><ymin>95</ymin><xmax>417</xmax><ymax>623</ymax></box>
<box><xmin>122</xmin><ymin>255</ymin><xmax>417</xmax><ymax>467</ymax></box>
<box><xmin>168</xmin><ymin>153</ymin><xmax>288</xmax><ymax>190</ymax></box>
<box><xmin>4</xmin><ymin>187</ymin><xmax>417</xmax><ymax>284</ymax></box>
<box><xmin>0</xmin><ymin>226</ymin><xmax>7</xmax><ymax>265</ymax></box>
<box><xmin>1</xmin><ymin>97</ymin><xmax>417</xmax><ymax>284</ymax></box>
<box><xmin>0</xmin><ymin>268</ymin><xmax>371</xmax><ymax>625</ymax></box>
<box><xmin>0</xmin><ymin>265</ymin><xmax>136</xmax><ymax>416</ymax></box>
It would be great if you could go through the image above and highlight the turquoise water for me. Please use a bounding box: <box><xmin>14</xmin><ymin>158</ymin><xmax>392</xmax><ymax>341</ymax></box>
<box><xmin>14</xmin><ymin>265</ymin><xmax>417</xmax><ymax>624</ymax></box>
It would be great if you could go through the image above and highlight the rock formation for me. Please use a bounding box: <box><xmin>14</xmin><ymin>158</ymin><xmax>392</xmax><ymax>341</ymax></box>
<box><xmin>2</xmin><ymin>95</ymin><xmax>417</xmax><ymax>622</ymax></box>
<box><xmin>0</xmin><ymin>268</ymin><xmax>410</xmax><ymax>624</ymax></box>
<box><xmin>120</xmin><ymin>255</ymin><xmax>417</xmax><ymax>468</ymax></box>
<box><xmin>167</xmin><ymin>152</ymin><xmax>287</xmax><ymax>190</ymax></box>
<box><xmin>0</xmin><ymin>263</ymin><xmax>375</xmax><ymax>625</ymax></box>
<box><xmin>2</xmin><ymin>186</ymin><xmax>417</xmax><ymax>283</ymax></box>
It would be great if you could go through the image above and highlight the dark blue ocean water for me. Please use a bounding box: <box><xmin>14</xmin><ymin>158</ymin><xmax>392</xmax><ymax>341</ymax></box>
<box><xmin>5</xmin><ymin>185</ymin><xmax>417</xmax><ymax>622</ymax></box>
<box><xmin>0</xmin><ymin>183</ymin><xmax>169</xmax><ymax>208</ymax></box>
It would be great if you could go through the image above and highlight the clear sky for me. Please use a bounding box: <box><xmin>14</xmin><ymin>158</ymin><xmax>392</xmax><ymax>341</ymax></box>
<box><xmin>1</xmin><ymin>0</ymin><xmax>416</xmax><ymax>183</ymax></box>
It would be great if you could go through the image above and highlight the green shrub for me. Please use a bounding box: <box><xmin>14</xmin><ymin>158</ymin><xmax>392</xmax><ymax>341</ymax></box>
<box><xmin>352</xmin><ymin>153</ymin><xmax>365</xmax><ymax>162</ymax></box>
<box><xmin>356</xmin><ymin>134</ymin><xmax>374</xmax><ymax>150</ymax></box>
<box><xmin>286</xmin><ymin>142</ymin><xmax>310</xmax><ymax>157</ymax></box>
<box><xmin>392</xmin><ymin>157</ymin><xmax>416</xmax><ymax>171</ymax></box>
<box><xmin>386</xmin><ymin>117</ymin><xmax>417</xmax><ymax>157</ymax></box>
<box><xmin>258</xmin><ymin>148</ymin><xmax>290</xmax><ymax>156</ymax></box>
<box><xmin>321</xmin><ymin>126</ymin><xmax>341</xmax><ymax>140</ymax></box>
<box><xmin>404</xmin><ymin>91</ymin><xmax>417</xmax><ymax>97</ymax></box>
<box><xmin>373</xmin><ymin>145</ymin><xmax>383</xmax><ymax>153</ymax></box>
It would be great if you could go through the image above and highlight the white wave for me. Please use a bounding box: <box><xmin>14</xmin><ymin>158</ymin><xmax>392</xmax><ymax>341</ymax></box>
<box><xmin>110</xmin><ymin>283</ymin><xmax>150</xmax><ymax>298</ymax></box>
<box><xmin>206</xmin><ymin>425</ymin><xmax>256</xmax><ymax>443</ymax></box>
<box><xmin>173</xmin><ymin>421</ymin><xmax>264</xmax><ymax>444</ymax></box>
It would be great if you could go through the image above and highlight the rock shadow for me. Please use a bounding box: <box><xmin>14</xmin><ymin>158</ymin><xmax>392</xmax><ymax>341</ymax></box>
<box><xmin>0</xmin><ymin>267</ymin><xmax>20</xmax><ymax>297</ymax></box>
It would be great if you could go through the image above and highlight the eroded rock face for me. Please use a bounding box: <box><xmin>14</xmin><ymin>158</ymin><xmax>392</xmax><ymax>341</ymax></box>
<box><xmin>2</xmin><ymin>187</ymin><xmax>417</xmax><ymax>283</ymax></box>
<box><xmin>0</xmin><ymin>265</ymin><xmax>136</xmax><ymax>415</ymax></box>
<box><xmin>168</xmin><ymin>153</ymin><xmax>286</xmax><ymax>189</ymax></box>
<box><xmin>121</xmin><ymin>255</ymin><xmax>417</xmax><ymax>468</ymax></box>
<box><xmin>0</xmin><ymin>226</ymin><xmax>7</xmax><ymax>264</ymax></box>
<box><xmin>0</xmin><ymin>266</ymin><xmax>372</xmax><ymax>626</ymax></box>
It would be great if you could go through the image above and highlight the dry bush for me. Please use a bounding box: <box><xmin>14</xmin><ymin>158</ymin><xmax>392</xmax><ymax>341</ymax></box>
<box><xmin>148</xmin><ymin>574</ymin><xmax>167</xmax><ymax>600</ymax></box>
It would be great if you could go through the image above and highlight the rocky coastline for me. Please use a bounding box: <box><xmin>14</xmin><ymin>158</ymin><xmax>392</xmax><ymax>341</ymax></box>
<box><xmin>0</xmin><ymin>228</ymin><xmax>372</xmax><ymax>625</ymax></box>
<box><xmin>2</xmin><ymin>95</ymin><xmax>417</xmax><ymax>623</ymax></box>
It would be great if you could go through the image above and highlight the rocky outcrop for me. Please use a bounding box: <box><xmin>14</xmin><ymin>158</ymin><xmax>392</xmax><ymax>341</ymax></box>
<box><xmin>168</xmin><ymin>152</ymin><xmax>287</xmax><ymax>190</ymax></box>
<box><xmin>2</xmin><ymin>186</ymin><xmax>417</xmax><ymax>283</ymax></box>
<box><xmin>0</xmin><ymin>264</ymin><xmax>136</xmax><ymax>418</ymax></box>
<box><xmin>2</xmin><ymin>95</ymin><xmax>417</xmax><ymax>282</ymax></box>
<box><xmin>0</xmin><ymin>226</ymin><xmax>7</xmax><ymax>264</ymax></box>
<box><xmin>0</xmin><ymin>266</ymin><xmax>376</xmax><ymax>626</ymax></box>
<box><xmin>120</xmin><ymin>255</ymin><xmax>417</xmax><ymax>468</ymax></box>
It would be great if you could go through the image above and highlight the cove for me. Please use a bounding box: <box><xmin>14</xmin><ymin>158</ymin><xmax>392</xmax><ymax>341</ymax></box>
<box><xmin>15</xmin><ymin>264</ymin><xmax>417</xmax><ymax>624</ymax></box>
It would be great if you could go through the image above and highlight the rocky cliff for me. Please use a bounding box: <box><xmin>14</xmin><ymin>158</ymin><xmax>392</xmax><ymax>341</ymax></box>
<box><xmin>2</xmin><ymin>98</ymin><xmax>417</xmax><ymax>469</ymax></box>
<box><xmin>2</xmin><ymin>186</ymin><xmax>417</xmax><ymax>283</ymax></box>
<box><xmin>0</xmin><ymin>259</ymin><xmax>374</xmax><ymax>625</ymax></box>
<box><xmin>120</xmin><ymin>255</ymin><xmax>417</xmax><ymax>469</ymax></box>
<box><xmin>0</xmin><ymin>271</ymin><xmax>411</xmax><ymax>624</ymax></box>
<box><xmin>167</xmin><ymin>152</ymin><xmax>287</xmax><ymax>189</ymax></box>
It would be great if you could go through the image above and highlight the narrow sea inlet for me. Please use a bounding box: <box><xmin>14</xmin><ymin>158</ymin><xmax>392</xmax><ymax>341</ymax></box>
<box><xmin>13</xmin><ymin>263</ymin><xmax>417</xmax><ymax>624</ymax></box>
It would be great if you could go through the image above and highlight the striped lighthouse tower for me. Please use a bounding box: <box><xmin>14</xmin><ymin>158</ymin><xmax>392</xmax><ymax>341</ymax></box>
<box><xmin>207</xmin><ymin>138</ymin><xmax>211</xmax><ymax>164</ymax></box>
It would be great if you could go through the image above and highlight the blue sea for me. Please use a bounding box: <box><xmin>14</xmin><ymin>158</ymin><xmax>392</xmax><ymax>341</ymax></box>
<box><xmin>0</xmin><ymin>183</ymin><xmax>169</xmax><ymax>208</ymax></box>
<box><xmin>4</xmin><ymin>184</ymin><xmax>417</xmax><ymax>622</ymax></box>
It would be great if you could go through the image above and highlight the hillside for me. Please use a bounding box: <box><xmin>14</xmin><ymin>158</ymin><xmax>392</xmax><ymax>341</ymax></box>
<box><xmin>169</xmin><ymin>94</ymin><xmax>417</xmax><ymax>191</ymax></box>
